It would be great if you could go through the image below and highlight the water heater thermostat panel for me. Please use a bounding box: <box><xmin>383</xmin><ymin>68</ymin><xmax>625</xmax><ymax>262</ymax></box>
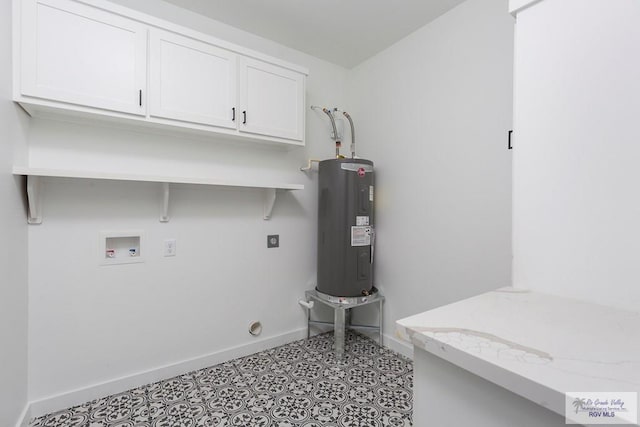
<box><xmin>351</xmin><ymin>226</ymin><xmax>372</xmax><ymax>246</ymax></box>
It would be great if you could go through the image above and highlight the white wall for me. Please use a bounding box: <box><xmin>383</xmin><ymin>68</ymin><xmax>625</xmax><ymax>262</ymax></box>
<box><xmin>25</xmin><ymin>0</ymin><xmax>517</xmax><ymax>408</ymax></box>
<box><xmin>26</xmin><ymin>0</ymin><xmax>348</xmax><ymax>404</ymax></box>
<box><xmin>0</xmin><ymin>0</ymin><xmax>30</xmax><ymax>425</ymax></box>
<box><xmin>512</xmin><ymin>0</ymin><xmax>640</xmax><ymax>310</ymax></box>
<box><xmin>346</xmin><ymin>0</ymin><xmax>514</xmax><ymax>336</ymax></box>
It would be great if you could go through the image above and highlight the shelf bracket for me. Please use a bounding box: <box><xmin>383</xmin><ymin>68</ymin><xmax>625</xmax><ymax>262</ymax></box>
<box><xmin>300</xmin><ymin>159</ymin><xmax>320</xmax><ymax>172</ymax></box>
<box><xmin>263</xmin><ymin>188</ymin><xmax>277</xmax><ymax>220</ymax></box>
<box><xmin>26</xmin><ymin>175</ymin><xmax>42</xmax><ymax>224</ymax></box>
<box><xmin>160</xmin><ymin>182</ymin><xmax>170</xmax><ymax>222</ymax></box>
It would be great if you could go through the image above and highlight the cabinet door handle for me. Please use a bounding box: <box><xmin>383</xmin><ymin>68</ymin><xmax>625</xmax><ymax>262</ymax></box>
<box><xmin>232</xmin><ymin>107</ymin><xmax>235</xmax><ymax>121</ymax></box>
<box><xmin>139</xmin><ymin>90</ymin><xmax>142</xmax><ymax>107</ymax></box>
<box><xmin>242</xmin><ymin>110</ymin><xmax>247</xmax><ymax>125</ymax></box>
<box><xmin>508</xmin><ymin>130</ymin><xmax>513</xmax><ymax>150</ymax></box>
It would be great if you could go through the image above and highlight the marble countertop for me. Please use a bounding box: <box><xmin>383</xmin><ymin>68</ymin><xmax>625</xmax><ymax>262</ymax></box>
<box><xmin>397</xmin><ymin>287</ymin><xmax>640</xmax><ymax>419</ymax></box>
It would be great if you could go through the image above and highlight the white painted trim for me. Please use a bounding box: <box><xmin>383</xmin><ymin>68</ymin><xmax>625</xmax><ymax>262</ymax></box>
<box><xmin>509</xmin><ymin>0</ymin><xmax>545</xmax><ymax>16</ymax></box>
<box><xmin>15</xmin><ymin>403</ymin><xmax>31</xmax><ymax>427</ymax></box>
<box><xmin>384</xmin><ymin>332</ymin><xmax>414</xmax><ymax>359</ymax></box>
<box><xmin>29</xmin><ymin>328</ymin><xmax>307</xmax><ymax>418</ymax></box>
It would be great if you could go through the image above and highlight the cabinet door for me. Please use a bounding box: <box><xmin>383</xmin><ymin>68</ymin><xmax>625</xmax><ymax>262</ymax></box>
<box><xmin>20</xmin><ymin>0</ymin><xmax>147</xmax><ymax>116</ymax></box>
<box><xmin>239</xmin><ymin>57</ymin><xmax>305</xmax><ymax>141</ymax></box>
<box><xmin>150</xmin><ymin>30</ymin><xmax>237</xmax><ymax>128</ymax></box>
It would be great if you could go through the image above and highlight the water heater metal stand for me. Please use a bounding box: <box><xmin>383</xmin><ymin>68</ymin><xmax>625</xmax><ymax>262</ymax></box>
<box><xmin>304</xmin><ymin>288</ymin><xmax>384</xmax><ymax>356</ymax></box>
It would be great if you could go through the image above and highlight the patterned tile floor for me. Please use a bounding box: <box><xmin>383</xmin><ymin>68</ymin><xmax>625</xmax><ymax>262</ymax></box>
<box><xmin>30</xmin><ymin>330</ymin><xmax>413</xmax><ymax>427</ymax></box>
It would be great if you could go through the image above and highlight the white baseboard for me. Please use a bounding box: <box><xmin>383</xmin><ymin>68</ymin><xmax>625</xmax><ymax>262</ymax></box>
<box><xmin>15</xmin><ymin>403</ymin><xmax>31</xmax><ymax>427</ymax></box>
<box><xmin>28</xmin><ymin>328</ymin><xmax>413</xmax><ymax>419</ymax></box>
<box><xmin>29</xmin><ymin>328</ymin><xmax>307</xmax><ymax>418</ymax></box>
<box><xmin>383</xmin><ymin>332</ymin><xmax>414</xmax><ymax>359</ymax></box>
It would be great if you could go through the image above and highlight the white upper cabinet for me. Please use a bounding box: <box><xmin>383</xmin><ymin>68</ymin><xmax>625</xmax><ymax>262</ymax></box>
<box><xmin>15</xmin><ymin>0</ymin><xmax>307</xmax><ymax>146</ymax></box>
<box><xmin>149</xmin><ymin>29</ymin><xmax>237</xmax><ymax>128</ymax></box>
<box><xmin>20</xmin><ymin>0</ymin><xmax>147</xmax><ymax>116</ymax></box>
<box><xmin>239</xmin><ymin>58</ymin><xmax>305</xmax><ymax>142</ymax></box>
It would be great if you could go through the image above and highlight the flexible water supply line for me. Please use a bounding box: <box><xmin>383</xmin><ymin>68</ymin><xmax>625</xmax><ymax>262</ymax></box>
<box><xmin>311</xmin><ymin>105</ymin><xmax>341</xmax><ymax>157</ymax></box>
<box><xmin>342</xmin><ymin>111</ymin><xmax>356</xmax><ymax>158</ymax></box>
<box><xmin>324</xmin><ymin>108</ymin><xmax>341</xmax><ymax>158</ymax></box>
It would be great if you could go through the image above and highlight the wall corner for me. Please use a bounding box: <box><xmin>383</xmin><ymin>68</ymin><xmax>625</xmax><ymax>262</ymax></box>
<box><xmin>509</xmin><ymin>0</ymin><xmax>545</xmax><ymax>16</ymax></box>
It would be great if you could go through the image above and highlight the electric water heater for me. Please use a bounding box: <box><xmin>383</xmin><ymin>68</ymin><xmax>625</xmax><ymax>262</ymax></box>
<box><xmin>317</xmin><ymin>158</ymin><xmax>374</xmax><ymax>297</ymax></box>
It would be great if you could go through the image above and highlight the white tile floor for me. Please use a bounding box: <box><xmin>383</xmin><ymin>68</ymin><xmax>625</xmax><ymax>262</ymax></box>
<box><xmin>30</xmin><ymin>330</ymin><xmax>413</xmax><ymax>426</ymax></box>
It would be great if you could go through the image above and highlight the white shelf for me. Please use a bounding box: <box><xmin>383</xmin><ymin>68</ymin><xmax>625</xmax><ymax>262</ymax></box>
<box><xmin>12</xmin><ymin>166</ymin><xmax>304</xmax><ymax>190</ymax></box>
<box><xmin>13</xmin><ymin>166</ymin><xmax>304</xmax><ymax>224</ymax></box>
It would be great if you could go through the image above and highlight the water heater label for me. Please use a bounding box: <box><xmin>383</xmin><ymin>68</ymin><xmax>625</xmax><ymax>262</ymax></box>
<box><xmin>356</xmin><ymin>216</ymin><xmax>369</xmax><ymax>226</ymax></box>
<box><xmin>351</xmin><ymin>226</ymin><xmax>372</xmax><ymax>246</ymax></box>
<box><xmin>369</xmin><ymin>186</ymin><xmax>374</xmax><ymax>201</ymax></box>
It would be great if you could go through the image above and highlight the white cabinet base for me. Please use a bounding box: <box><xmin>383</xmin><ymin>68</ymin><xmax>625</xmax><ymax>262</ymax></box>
<box><xmin>414</xmin><ymin>349</ymin><xmax>566</xmax><ymax>427</ymax></box>
<box><xmin>15</xmin><ymin>101</ymin><xmax>304</xmax><ymax>148</ymax></box>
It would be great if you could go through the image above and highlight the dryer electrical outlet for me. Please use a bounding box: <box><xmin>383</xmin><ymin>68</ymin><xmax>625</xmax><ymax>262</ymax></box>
<box><xmin>267</xmin><ymin>234</ymin><xmax>279</xmax><ymax>248</ymax></box>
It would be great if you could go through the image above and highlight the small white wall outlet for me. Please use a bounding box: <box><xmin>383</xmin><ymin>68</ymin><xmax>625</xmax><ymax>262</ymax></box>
<box><xmin>164</xmin><ymin>239</ymin><xmax>177</xmax><ymax>257</ymax></box>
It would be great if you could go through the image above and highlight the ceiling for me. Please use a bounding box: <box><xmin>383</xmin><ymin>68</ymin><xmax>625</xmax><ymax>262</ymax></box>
<box><xmin>161</xmin><ymin>0</ymin><xmax>467</xmax><ymax>68</ymax></box>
